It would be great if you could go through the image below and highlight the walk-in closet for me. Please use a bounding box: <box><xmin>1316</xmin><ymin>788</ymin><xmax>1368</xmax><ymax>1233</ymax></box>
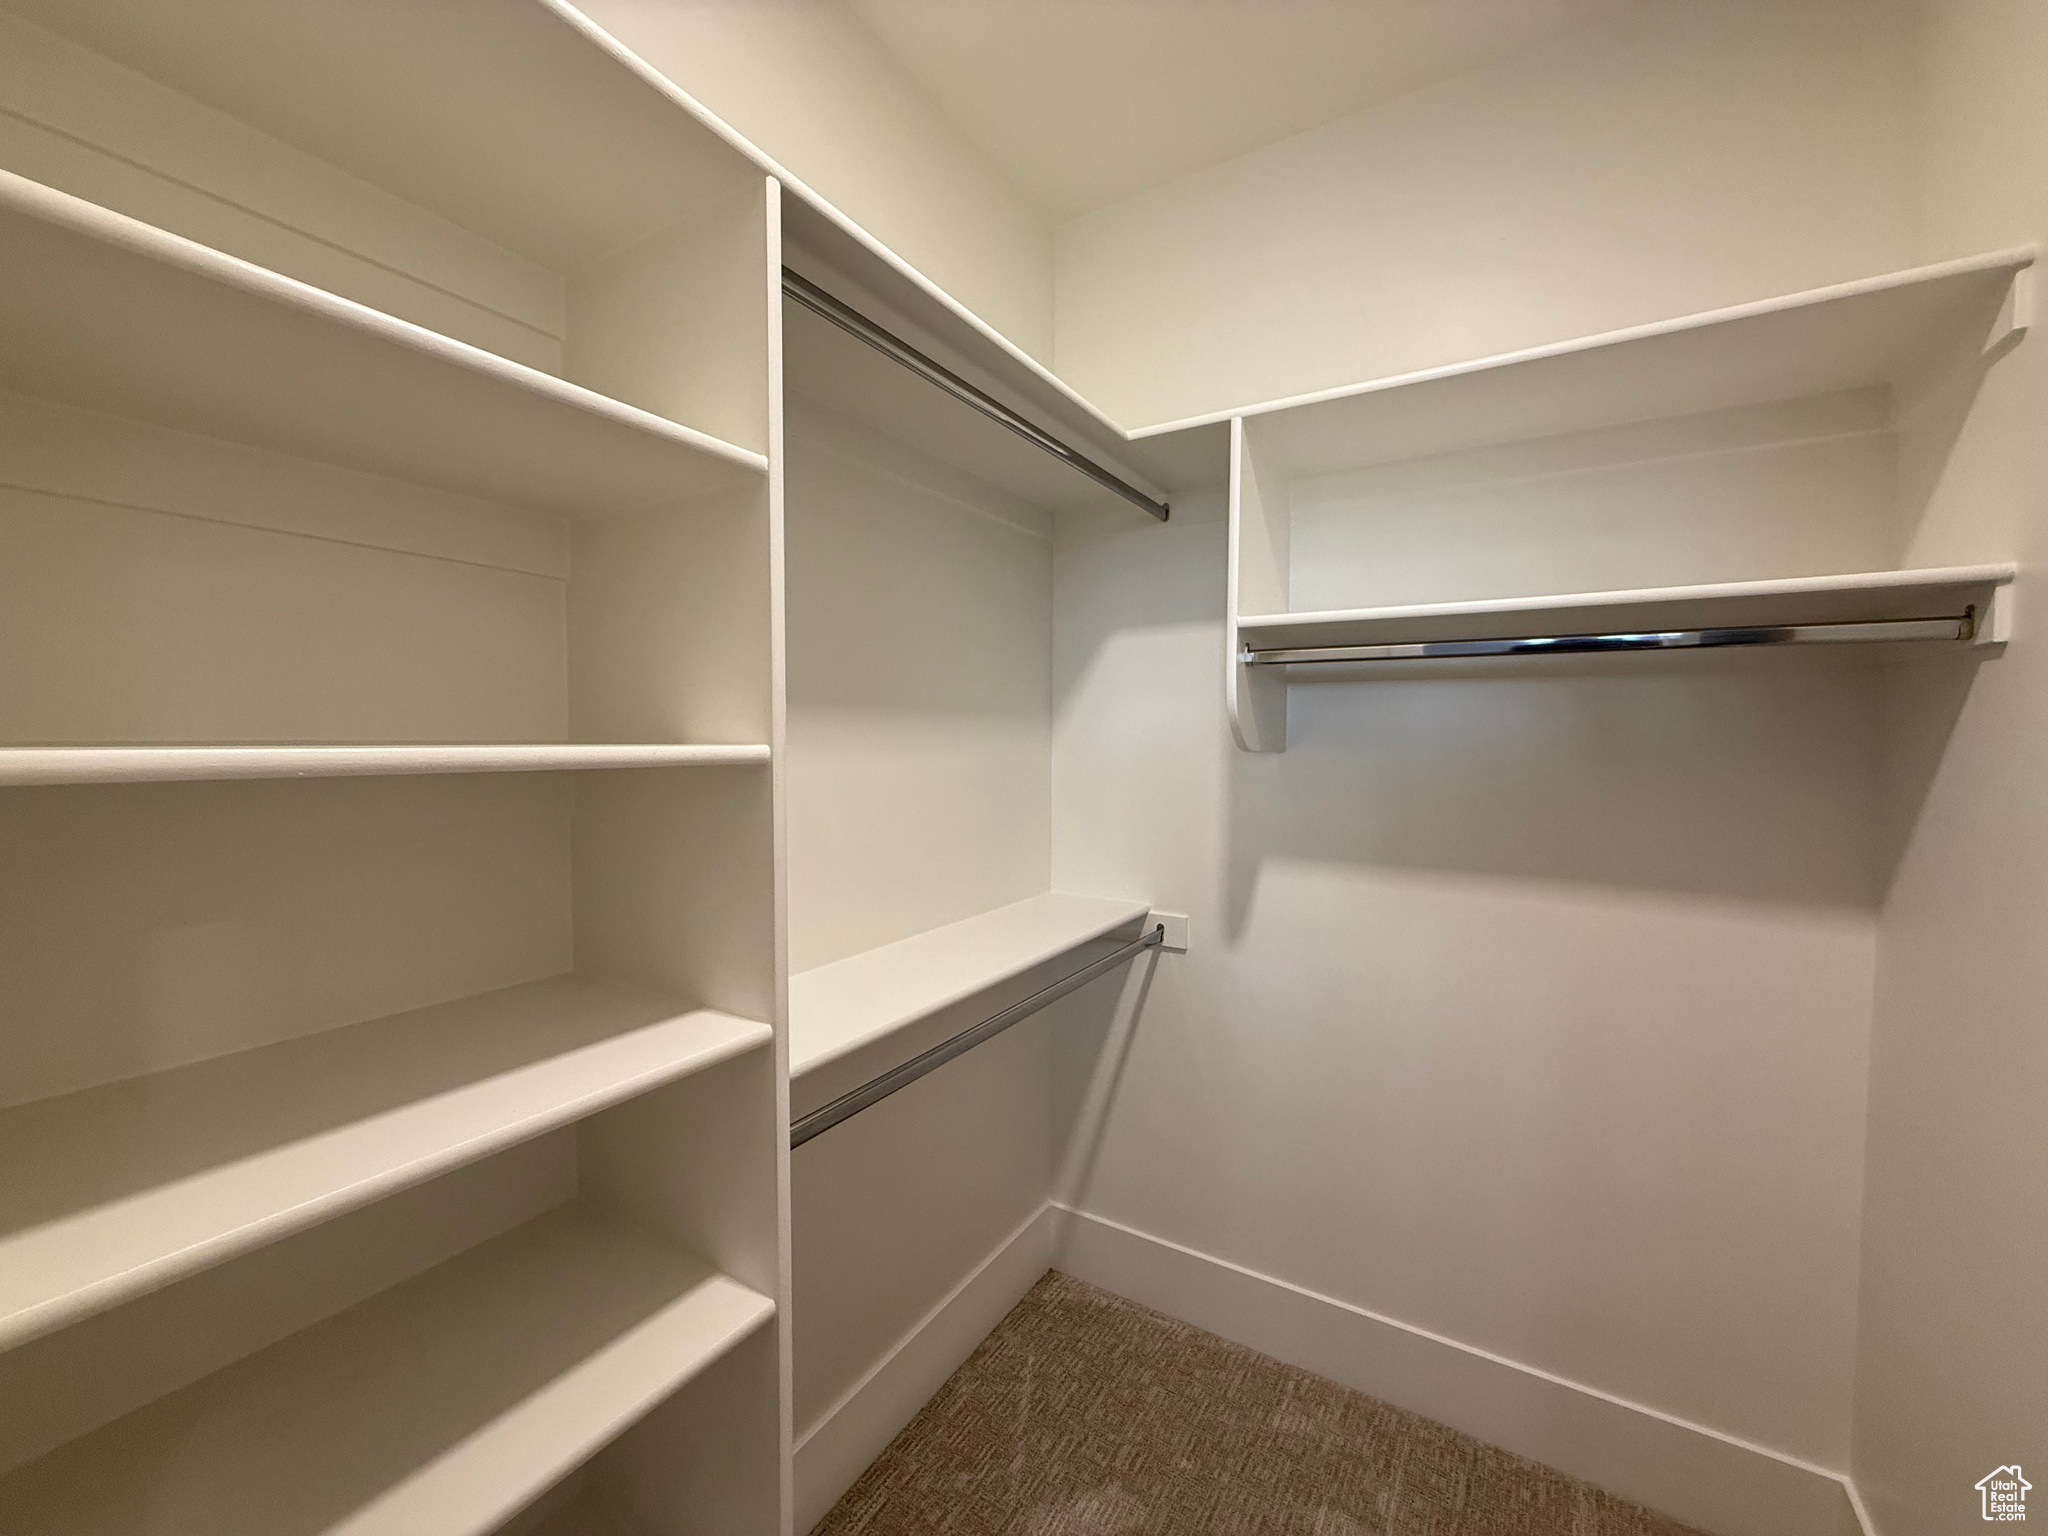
<box><xmin>0</xmin><ymin>3</ymin><xmax>2039</xmax><ymax>1534</ymax></box>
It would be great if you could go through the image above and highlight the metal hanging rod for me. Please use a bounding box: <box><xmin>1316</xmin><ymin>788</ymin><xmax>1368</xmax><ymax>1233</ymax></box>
<box><xmin>781</xmin><ymin>268</ymin><xmax>1170</xmax><ymax>523</ymax></box>
<box><xmin>790</xmin><ymin>922</ymin><xmax>1165</xmax><ymax>1150</ymax></box>
<box><xmin>1242</xmin><ymin>613</ymin><xmax>1974</xmax><ymax>666</ymax></box>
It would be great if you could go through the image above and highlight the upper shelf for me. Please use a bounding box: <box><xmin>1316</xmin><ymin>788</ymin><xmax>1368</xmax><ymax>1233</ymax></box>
<box><xmin>1239</xmin><ymin>565</ymin><xmax>2017</xmax><ymax>654</ymax></box>
<box><xmin>0</xmin><ymin>170</ymin><xmax>765</xmax><ymax>516</ymax></box>
<box><xmin>530</xmin><ymin>1</ymin><xmax>1222</xmax><ymax>496</ymax></box>
<box><xmin>778</xmin><ymin>240</ymin><xmax>1216</xmax><ymax>508</ymax></box>
<box><xmin>0</xmin><ymin>743</ymin><xmax>771</xmax><ymax>787</ymax></box>
<box><xmin>0</xmin><ymin>975</ymin><xmax>770</xmax><ymax>1351</ymax></box>
<box><xmin>783</xmin><ymin>273</ymin><xmax>1170</xmax><ymax>519</ymax></box>
<box><xmin>790</xmin><ymin>892</ymin><xmax>1151</xmax><ymax>1113</ymax></box>
<box><xmin>0</xmin><ymin>1203</ymin><xmax>775</xmax><ymax>1536</ymax></box>
<box><xmin>6</xmin><ymin>0</ymin><xmax>1226</xmax><ymax>496</ymax></box>
<box><xmin>1228</xmin><ymin>250</ymin><xmax>2035</xmax><ymax>477</ymax></box>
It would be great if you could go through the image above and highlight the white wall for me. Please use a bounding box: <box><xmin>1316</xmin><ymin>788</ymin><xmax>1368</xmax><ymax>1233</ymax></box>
<box><xmin>1052</xmin><ymin>0</ymin><xmax>1915</xmax><ymax>428</ymax></box>
<box><xmin>1042</xmin><ymin>0</ymin><xmax>1931</xmax><ymax>1498</ymax></box>
<box><xmin>572</xmin><ymin>0</ymin><xmax>1056</xmax><ymax>362</ymax></box>
<box><xmin>1852</xmin><ymin>1</ymin><xmax>2048</xmax><ymax>1529</ymax></box>
<box><xmin>1052</xmin><ymin>496</ymin><xmax>1880</xmax><ymax>1475</ymax></box>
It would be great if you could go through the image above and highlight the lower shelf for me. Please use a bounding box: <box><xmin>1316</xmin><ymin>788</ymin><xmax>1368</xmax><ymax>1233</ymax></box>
<box><xmin>0</xmin><ymin>976</ymin><xmax>771</xmax><ymax>1351</ymax></box>
<box><xmin>0</xmin><ymin>1203</ymin><xmax>775</xmax><ymax>1536</ymax></box>
<box><xmin>789</xmin><ymin>892</ymin><xmax>1153</xmax><ymax>1123</ymax></box>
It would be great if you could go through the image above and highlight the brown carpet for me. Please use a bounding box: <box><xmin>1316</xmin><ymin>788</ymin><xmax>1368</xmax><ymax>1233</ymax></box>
<box><xmin>812</xmin><ymin>1271</ymin><xmax>1712</xmax><ymax>1536</ymax></box>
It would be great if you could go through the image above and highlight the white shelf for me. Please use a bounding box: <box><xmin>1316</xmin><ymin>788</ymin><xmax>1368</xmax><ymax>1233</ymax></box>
<box><xmin>0</xmin><ymin>1203</ymin><xmax>775</xmax><ymax>1536</ymax></box>
<box><xmin>1224</xmin><ymin>249</ymin><xmax>2035</xmax><ymax>474</ymax></box>
<box><xmin>0</xmin><ymin>169</ymin><xmax>766</xmax><ymax>516</ymax></box>
<box><xmin>1239</xmin><ymin>565</ymin><xmax>2017</xmax><ymax>653</ymax></box>
<box><xmin>0</xmin><ymin>743</ymin><xmax>772</xmax><ymax>787</ymax></box>
<box><xmin>0</xmin><ymin>976</ymin><xmax>770</xmax><ymax>1351</ymax></box>
<box><xmin>0</xmin><ymin>0</ymin><xmax>763</xmax><ymax>274</ymax></box>
<box><xmin>790</xmin><ymin>893</ymin><xmax>1152</xmax><ymax>1089</ymax></box>
<box><xmin>6</xmin><ymin>0</ymin><xmax>1216</xmax><ymax>494</ymax></box>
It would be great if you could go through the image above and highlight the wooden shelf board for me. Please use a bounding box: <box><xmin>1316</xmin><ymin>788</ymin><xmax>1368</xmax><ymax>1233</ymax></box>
<box><xmin>0</xmin><ymin>170</ymin><xmax>765</xmax><ymax>517</ymax></box>
<box><xmin>0</xmin><ymin>1204</ymin><xmax>775</xmax><ymax>1536</ymax></box>
<box><xmin>1214</xmin><ymin>250</ymin><xmax>2034</xmax><ymax>476</ymax></box>
<box><xmin>1238</xmin><ymin>565</ymin><xmax>2017</xmax><ymax>651</ymax></box>
<box><xmin>790</xmin><ymin>892</ymin><xmax>1153</xmax><ymax>1084</ymax></box>
<box><xmin>0</xmin><ymin>977</ymin><xmax>770</xmax><ymax>1351</ymax></box>
<box><xmin>0</xmin><ymin>743</ymin><xmax>772</xmax><ymax>787</ymax></box>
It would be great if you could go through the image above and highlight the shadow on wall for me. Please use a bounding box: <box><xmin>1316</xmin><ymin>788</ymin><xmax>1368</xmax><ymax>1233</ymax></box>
<box><xmin>1871</xmin><ymin>305</ymin><xmax>2030</xmax><ymax>890</ymax></box>
<box><xmin>1220</xmin><ymin>647</ymin><xmax>1989</xmax><ymax>940</ymax></box>
<box><xmin>1046</xmin><ymin>951</ymin><xmax>1159</xmax><ymax>1213</ymax></box>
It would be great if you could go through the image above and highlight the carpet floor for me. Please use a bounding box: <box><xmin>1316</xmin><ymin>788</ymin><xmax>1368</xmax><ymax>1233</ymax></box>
<box><xmin>811</xmin><ymin>1271</ymin><xmax>1712</xmax><ymax>1536</ymax></box>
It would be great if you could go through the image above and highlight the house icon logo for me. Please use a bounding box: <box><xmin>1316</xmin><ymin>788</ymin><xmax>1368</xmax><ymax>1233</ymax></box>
<box><xmin>1978</xmin><ymin>1466</ymin><xmax>2030</xmax><ymax>1521</ymax></box>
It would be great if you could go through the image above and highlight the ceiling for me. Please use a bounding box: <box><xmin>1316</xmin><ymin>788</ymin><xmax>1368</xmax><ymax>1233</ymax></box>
<box><xmin>846</xmin><ymin>0</ymin><xmax>1644</xmax><ymax>220</ymax></box>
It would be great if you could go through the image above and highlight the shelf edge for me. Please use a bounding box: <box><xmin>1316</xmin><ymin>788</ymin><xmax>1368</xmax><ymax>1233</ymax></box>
<box><xmin>1137</xmin><ymin>248</ymin><xmax>2040</xmax><ymax>439</ymax></box>
<box><xmin>0</xmin><ymin>743</ymin><xmax>773</xmax><ymax>787</ymax></box>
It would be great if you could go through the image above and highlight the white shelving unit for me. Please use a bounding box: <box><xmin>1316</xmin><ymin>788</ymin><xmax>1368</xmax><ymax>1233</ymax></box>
<box><xmin>0</xmin><ymin>1205</ymin><xmax>775</xmax><ymax>1536</ymax></box>
<box><xmin>0</xmin><ymin>3</ymin><xmax>793</xmax><ymax>1530</ymax></box>
<box><xmin>790</xmin><ymin>893</ymin><xmax>1152</xmax><ymax>1120</ymax></box>
<box><xmin>0</xmin><ymin>170</ymin><xmax>765</xmax><ymax>517</ymax></box>
<box><xmin>1227</xmin><ymin>251</ymin><xmax>2037</xmax><ymax>751</ymax></box>
<box><xmin>773</xmin><ymin>147</ymin><xmax>1175</xmax><ymax>1511</ymax></box>
<box><xmin>777</xmin><ymin>266</ymin><xmax>1169</xmax><ymax>1520</ymax></box>
<box><xmin>0</xmin><ymin>978</ymin><xmax>768</xmax><ymax>1350</ymax></box>
<box><xmin>774</xmin><ymin>208</ymin><xmax>1222</xmax><ymax>495</ymax></box>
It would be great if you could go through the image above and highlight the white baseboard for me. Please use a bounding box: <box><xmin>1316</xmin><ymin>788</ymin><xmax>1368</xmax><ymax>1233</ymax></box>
<box><xmin>1052</xmin><ymin>1204</ymin><xmax>1866</xmax><ymax>1536</ymax></box>
<box><xmin>792</xmin><ymin>1202</ymin><xmax>1057</xmax><ymax>1534</ymax></box>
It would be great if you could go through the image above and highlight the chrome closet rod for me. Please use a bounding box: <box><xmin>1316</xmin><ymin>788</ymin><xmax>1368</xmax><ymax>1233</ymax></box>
<box><xmin>781</xmin><ymin>267</ymin><xmax>1171</xmax><ymax>523</ymax></box>
<box><xmin>790</xmin><ymin>923</ymin><xmax>1166</xmax><ymax>1150</ymax></box>
<box><xmin>1242</xmin><ymin>613</ymin><xmax>1973</xmax><ymax>665</ymax></box>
